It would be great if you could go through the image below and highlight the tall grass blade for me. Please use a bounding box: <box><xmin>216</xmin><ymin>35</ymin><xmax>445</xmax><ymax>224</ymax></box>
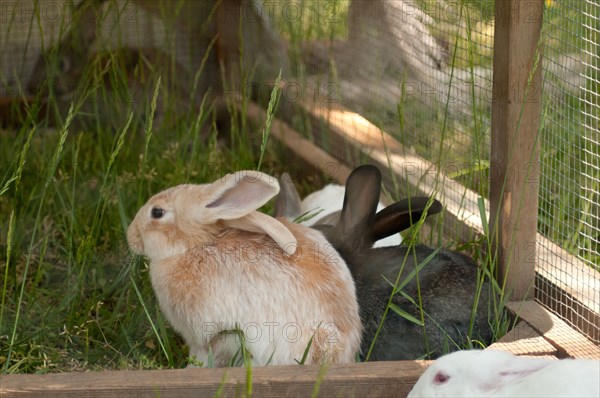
<box><xmin>310</xmin><ymin>363</ymin><xmax>330</xmax><ymax>398</ymax></box>
<box><xmin>0</xmin><ymin>210</ymin><xmax>16</xmax><ymax>334</ymax></box>
<box><xmin>129</xmin><ymin>274</ymin><xmax>171</xmax><ymax>363</ymax></box>
<box><xmin>256</xmin><ymin>69</ymin><xmax>283</xmax><ymax>171</ymax></box>
<box><xmin>0</xmin><ymin>126</ymin><xmax>36</xmax><ymax>197</ymax></box>
<box><xmin>387</xmin><ymin>302</ymin><xmax>424</xmax><ymax>326</ymax></box>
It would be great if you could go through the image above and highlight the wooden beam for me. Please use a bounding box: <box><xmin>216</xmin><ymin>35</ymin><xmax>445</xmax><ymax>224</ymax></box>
<box><xmin>243</xmin><ymin>100</ymin><xmax>352</xmax><ymax>185</ymax></box>
<box><xmin>507</xmin><ymin>301</ymin><xmax>600</xmax><ymax>359</ymax></box>
<box><xmin>0</xmin><ymin>360</ymin><xmax>428</xmax><ymax>397</ymax></box>
<box><xmin>489</xmin><ymin>0</ymin><xmax>544</xmax><ymax>300</ymax></box>
<box><xmin>488</xmin><ymin>321</ymin><xmax>558</xmax><ymax>357</ymax></box>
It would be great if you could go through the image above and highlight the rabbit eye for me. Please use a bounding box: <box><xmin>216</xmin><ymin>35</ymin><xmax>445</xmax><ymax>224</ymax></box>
<box><xmin>151</xmin><ymin>207</ymin><xmax>165</xmax><ymax>219</ymax></box>
<box><xmin>433</xmin><ymin>371</ymin><xmax>450</xmax><ymax>384</ymax></box>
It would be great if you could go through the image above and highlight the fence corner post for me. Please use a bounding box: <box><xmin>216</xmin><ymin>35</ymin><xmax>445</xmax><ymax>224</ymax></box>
<box><xmin>490</xmin><ymin>0</ymin><xmax>544</xmax><ymax>301</ymax></box>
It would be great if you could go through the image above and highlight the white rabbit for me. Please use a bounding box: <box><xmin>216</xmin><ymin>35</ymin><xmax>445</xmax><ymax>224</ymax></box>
<box><xmin>299</xmin><ymin>184</ymin><xmax>346</xmax><ymax>227</ymax></box>
<box><xmin>408</xmin><ymin>349</ymin><xmax>600</xmax><ymax>397</ymax></box>
<box><xmin>127</xmin><ymin>170</ymin><xmax>362</xmax><ymax>367</ymax></box>
<box><xmin>299</xmin><ymin>183</ymin><xmax>402</xmax><ymax>247</ymax></box>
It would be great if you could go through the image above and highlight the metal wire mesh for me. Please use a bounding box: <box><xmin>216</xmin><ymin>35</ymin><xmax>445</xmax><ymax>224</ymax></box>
<box><xmin>538</xmin><ymin>0</ymin><xmax>600</xmax><ymax>344</ymax></box>
<box><xmin>289</xmin><ymin>0</ymin><xmax>495</xmax><ymax>200</ymax></box>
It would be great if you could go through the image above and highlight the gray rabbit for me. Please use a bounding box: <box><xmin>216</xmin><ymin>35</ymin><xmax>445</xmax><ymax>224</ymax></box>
<box><xmin>276</xmin><ymin>165</ymin><xmax>493</xmax><ymax>361</ymax></box>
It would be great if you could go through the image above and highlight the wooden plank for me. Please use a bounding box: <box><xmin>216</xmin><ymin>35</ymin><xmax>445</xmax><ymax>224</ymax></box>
<box><xmin>300</xmin><ymin>100</ymin><xmax>486</xmax><ymax>245</ymax></box>
<box><xmin>0</xmin><ymin>360</ymin><xmax>428</xmax><ymax>398</ymax></box>
<box><xmin>507</xmin><ymin>301</ymin><xmax>600</xmax><ymax>359</ymax></box>
<box><xmin>243</xmin><ymin>100</ymin><xmax>352</xmax><ymax>185</ymax></box>
<box><xmin>488</xmin><ymin>321</ymin><xmax>558</xmax><ymax>357</ymax></box>
<box><xmin>489</xmin><ymin>0</ymin><xmax>544</xmax><ymax>300</ymax></box>
<box><xmin>535</xmin><ymin>237</ymin><xmax>600</xmax><ymax>344</ymax></box>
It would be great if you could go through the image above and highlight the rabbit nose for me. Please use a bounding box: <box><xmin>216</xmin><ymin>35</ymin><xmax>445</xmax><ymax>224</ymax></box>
<box><xmin>126</xmin><ymin>224</ymin><xmax>143</xmax><ymax>254</ymax></box>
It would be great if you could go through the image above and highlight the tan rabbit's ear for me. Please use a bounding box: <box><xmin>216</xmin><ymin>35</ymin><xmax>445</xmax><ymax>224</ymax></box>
<box><xmin>226</xmin><ymin>212</ymin><xmax>298</xmax><ymax>256</ymax></box>
<box><xmin>196</xmin><ymin>170</ymin><xmax>297</xmax><ymax>255</ymax></box>
<box><xmin>201</xmin><ymin>170</ymin><xmax>280</xmax><ymax>222</ymax></box>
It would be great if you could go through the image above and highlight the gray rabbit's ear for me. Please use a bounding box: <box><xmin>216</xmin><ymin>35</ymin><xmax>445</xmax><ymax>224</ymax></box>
<box><xmin>372</xmin><ymin>197</ymin><xmax>442</xmax><ymax>241</ymax></box>
<box><xmin>329</xmin><ymin>165</ymin><xmax>382</xmax><ymax>250</ymax></box>
<box><xmin>274</xmin><ymin>173</ymin><xmax>302</xmax><ymax>219</ymax></box>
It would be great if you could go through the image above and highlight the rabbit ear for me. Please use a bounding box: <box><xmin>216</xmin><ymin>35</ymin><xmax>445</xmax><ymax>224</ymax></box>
<box><xmin>329</xmin><ymin>165</ymin><xmax>382</xmax><ymax>250</ymax></box>
<box><xmin>188</xmin><ymin>171</ymin><xmax>297</xmax><ymax>255</ymax></box>
<box><xmin>187</xmin><ymin>171</ymin><xmax>298</xmax><ymax>254</ymax></box>
<box><xmin>477</xmin><ymin>352</ymin><xmax>552</xmax><ymax>393</ymax></box>
<box><xmin>372</xmin><ymin>197</ymin><xmax>442</xmax><ymax>241</ymax></box>
<box><xmin>274</xmin><ymin>173</ymin><xmax>302</xmax><ymax>219</ymax></box>
<box><xmin>200</xmin><ymin>170</ymin><xmax>280</xmax><ymax>222</ymax></box>
<box><xmin>225</xmin><ymin>211</ymin><xmax>298</xmax><ymax>256</ymax></box>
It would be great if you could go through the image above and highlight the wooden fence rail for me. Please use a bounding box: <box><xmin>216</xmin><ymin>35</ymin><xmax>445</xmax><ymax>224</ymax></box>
<box><xmin>0</xmin><ymin>360</ymin><xmax>427</xmax><ymax>398</ymax></box>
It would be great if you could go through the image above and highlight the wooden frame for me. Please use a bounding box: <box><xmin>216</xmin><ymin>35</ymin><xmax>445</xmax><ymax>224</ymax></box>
<box><xmin>0</xmin><ymin>361</ymin><xmax>427</xmax><ymax>397</ymax></box>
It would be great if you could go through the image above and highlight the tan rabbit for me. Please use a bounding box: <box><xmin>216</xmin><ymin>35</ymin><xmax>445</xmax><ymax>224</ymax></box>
<box><xmin>127</xmin><ymin>170</ymin><xmax>362</xmax><ymax>367</ymax></box>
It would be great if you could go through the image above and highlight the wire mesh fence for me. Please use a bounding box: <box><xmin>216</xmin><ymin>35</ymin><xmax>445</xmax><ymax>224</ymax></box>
<box><xmin>278</xmin><ymin>0</ymin><xmax>495</xmax><ymax>202</ymax></box>
<box><xmin>538</xmin><ymin>0</ymin><xmax>600</xmax><ymax>344</ymax></box>
<box><xmin>0</xmin><ymin>1</ymin><xmax>163</xmax><ymax>96</ymax></box>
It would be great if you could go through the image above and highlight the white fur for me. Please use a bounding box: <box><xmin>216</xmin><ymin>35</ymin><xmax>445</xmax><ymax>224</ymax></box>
<box><xmin>300</xmin><ymin>184</ymin><xmax>346</xmax><ymax>227</ymax></box>
<box><xmin>299</xmin><ymin>184</ymin><xmax>402</xmax><ymax>247</ymax></box>
<box><xmin>408</xmin><ymin>349</ymin><xmax>600</xmax><ymax>397</ymax></box>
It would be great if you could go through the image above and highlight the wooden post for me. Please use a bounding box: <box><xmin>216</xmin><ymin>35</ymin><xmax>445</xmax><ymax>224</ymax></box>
<box><xmin>490</xmin><ymin>0</ymin><xmax>544</xmax><ymax>300</ymax></box>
